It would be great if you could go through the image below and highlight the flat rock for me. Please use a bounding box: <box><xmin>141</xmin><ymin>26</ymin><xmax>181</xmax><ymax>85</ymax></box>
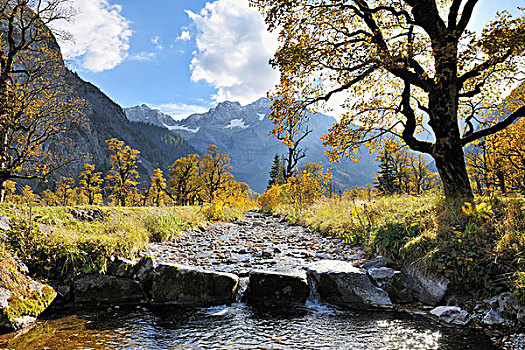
<box><xmin>152</xmin><ymin>263</ymin><xmax>238</xmax><ymax>307</ymax></box>
<box><xmin>430</xmin><ymin>306</ymin><xmax>470</xmax><ymax>326</ymax></box>
<box><xmin>402</xmin><ymin>264</ymin><xmax>449</xmax><ymax>306</ymax></box>
<box><xmin>245</xmin><ymin>270</ymin><xmax>309</xmax><ymax>307</ymax></box>
<box><xmin>308</xmin><ymin>260</ymin><xmax>392</xmax><ymax>309</ymax></box>
<box><xmin>73</xmin><ymin>275</ymin><xmax>144</xmax><ymax>304</ymax></box>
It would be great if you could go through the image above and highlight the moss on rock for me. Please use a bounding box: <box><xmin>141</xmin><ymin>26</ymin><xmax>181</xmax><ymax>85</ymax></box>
<box><xmin>4</xmin><ymin>284</ymin><xmax>56</xmax><ymax>328</ymax></box>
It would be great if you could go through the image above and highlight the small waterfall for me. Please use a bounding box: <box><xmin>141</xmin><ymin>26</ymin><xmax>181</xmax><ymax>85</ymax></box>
<box><xmin>306</xmin><ymin>274</ymin><xmax>334</xmax><ymax>313</ymax></box>
<box><xmin>235</xmin><ymin>277</ymin><xmax>249</xmax><ymax>303</ymax></box>
<box><xmin>306</xmin><ymin>274</ymin><xmax>321</xmax><ymax>305</ymax></box>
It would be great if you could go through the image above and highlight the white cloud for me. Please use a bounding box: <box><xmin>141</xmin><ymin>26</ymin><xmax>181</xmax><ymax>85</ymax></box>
<box><xmin>177</xmin><ymin>30</ymin><xmax>191</xmax><ymax>41</ymax></box>
<box><xmin>155</xmin><ymin>102</ymin><xmax>211</xmax><ymax>120</ymax></box>
<box><xmin>129</xmin><ymin>52</ymin><xmax>157</xmax><ymax>62</ymax></box>
<box><xmin>53</xmin><ymin>0</ymin><xmax>132</xmax><ymax>72</ymax></box>
<box><xmin>186</xmin><ymin>0</ymin><xmax>279</xmax><ymax>105</ymax></box>
<box><xmin>151</xmin><ymin>36</ymin><xmax>164</xmax><ymax>50</ymax></box>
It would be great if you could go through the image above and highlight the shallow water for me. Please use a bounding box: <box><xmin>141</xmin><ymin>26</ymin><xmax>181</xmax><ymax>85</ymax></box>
<box><xmin>0</xmin><ymin>302</ymin><xmax>496</xmax><ymax>350</ymax></box>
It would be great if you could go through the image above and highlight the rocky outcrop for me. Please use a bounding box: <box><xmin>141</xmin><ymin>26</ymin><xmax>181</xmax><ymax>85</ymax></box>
<box><xmin>245</xmin><ymin>270</ymin><xmax>310</xmax><ymax>307</ymax></box>
<box><xmin>308</xmin><ymin>260</ymin><xmax>392</xmax><ymax>309</ymax></box>
<box><xmin>401</xmin><ymin>264</ymin><xmax>450</xmax><ymax>306</ymax></box>
<box><xmin>151</xmin><ymin>264</ymin><xmax>238</xmax><ymax>307</ymax></box>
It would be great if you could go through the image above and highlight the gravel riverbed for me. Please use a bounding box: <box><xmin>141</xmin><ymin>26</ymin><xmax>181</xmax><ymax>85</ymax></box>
<box><xmin>142</xmin><ymin>212</ymin><xmax>365</xmax><ymax>275</ymax></box>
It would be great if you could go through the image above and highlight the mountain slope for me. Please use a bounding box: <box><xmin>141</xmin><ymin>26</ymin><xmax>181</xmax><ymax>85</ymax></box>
<box><xmin>125</xmin><ymin>99</ymin><xmax>377</xmax><ymax>193</ymax></box>
<box><xmin>61</xmin><ymin>72</ymin><xmax>196</xmax><ymax>182</ymax></box>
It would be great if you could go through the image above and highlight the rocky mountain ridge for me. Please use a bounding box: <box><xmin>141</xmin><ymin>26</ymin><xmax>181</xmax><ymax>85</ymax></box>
<box><xmin>124</xmin><ymin>99</ymin><xmax>378</xmax><ymax>193</ymax></box>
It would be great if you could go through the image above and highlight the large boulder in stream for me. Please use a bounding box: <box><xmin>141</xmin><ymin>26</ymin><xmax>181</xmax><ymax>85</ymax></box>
<box><xmin>72</xmin><ymin>275</ymin><xmax>145</xmax><ymax>304</ymax></box>
<box><xmin>308</xmin><ymin>260</ymin><xmax>392</xmax><ymax>309</ymax></box>
<box><xmin>152</xmin><ymin>264</ymin><xmax>238</xmax><ymax>306</ymax></box>
<box><xmin>0</xmin><ymin>282</ymin><xmax>56</xmax><ymax>332</ymax></box>
<box><xmin>401</xmin><ymin>264</ymin><xmax>450</xmax><ymax>306</ymax></box>
<box><xmin>245</xmin><ymin>270</ymin><xmax>310</xmax><ymax>307</ymax></box>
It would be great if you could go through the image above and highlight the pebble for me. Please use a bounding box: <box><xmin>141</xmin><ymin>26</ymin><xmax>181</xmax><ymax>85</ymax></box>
<box><xmin>141</xmin><ymin>212</ymin><xmax>364</xmax><ymax>274</ymax></box>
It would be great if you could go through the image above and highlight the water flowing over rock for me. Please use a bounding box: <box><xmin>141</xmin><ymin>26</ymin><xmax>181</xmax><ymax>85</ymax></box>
<box><xmin>308</xmin><ymin>260</ymin><xmax>392</xmax><ymax>309</ymax></box>
<box><xmin>244</xmin><ymin>270</ymin><xmax>310</xmax><ymax>307</ymax></box>
<box><xmin>151</xmin><ymin>264</ymin><xmax>239</xmax><ymax>307</ymax></box>
<box><xmin>401</xmin><ymin>264</ymin><xmax>450</xmax><ymax>306</ymax></box>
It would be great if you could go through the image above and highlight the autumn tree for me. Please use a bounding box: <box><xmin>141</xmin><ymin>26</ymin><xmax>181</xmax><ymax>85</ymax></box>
<box><xmin>79</xmin><ymin>163</ymin><xmax>103</xmax><ymax>205</ymax></box>
<box><xmin>269</xmin><ymin>96</ymin><xmax>312</xmax><ymax>180</ymax></box>
<box><xmin>146</xmin><ymin>168</ymin><xmax>168</xmax><ymax>207</ymax></box>
<box><xmin>105</xmin><ymin>139</ymin><xmax>141</xmax><ymax>206</ymax></box>
<box><xmin>0</xmin><ymin>0</ymin><xmax>85</xmax><ymax>202</ymax></box>
<box><xmin>199</xmin><ymin>145</ymin><xmax>234</xmax><ymax>202</ymax></box>
<box><xmin>287</xmin><ymin>162</ymin><xmax>332</xmax><ymax>208</ymax></box>
<box><xmin>252</xmin><ymin>0</ymin><xmax>525</xmax><ymax>200</ymax></box>
<box><xmin>168</xmin><ymin>153</ymin><xmax>200</xmax><ymax>205</ymax></box>
<box><xmin>41</xmin><ymin>188</ymin><xmax>57</xmax><ymax>206</ymax></box>
<box><xmin>55</xmin><ymin>176</ymin><xmax>75</xmax><ymax>205</ymax></box>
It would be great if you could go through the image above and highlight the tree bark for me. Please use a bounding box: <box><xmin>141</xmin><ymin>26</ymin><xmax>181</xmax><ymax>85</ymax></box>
<box><xmin>428</xmin><ymin>38</ymin><xmax>474</xmax><ymax>201</ymax></box>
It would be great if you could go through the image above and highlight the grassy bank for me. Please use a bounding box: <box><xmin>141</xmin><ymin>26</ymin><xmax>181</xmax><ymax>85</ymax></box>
<box><xmin>0</xmin><ymin>204</ymin><xmax>243</xmax><ymax>281</ymax></box>
<box><xmin>269</xmin><ymin>193</ymin><xmax>525</xmax><ymax>302</ymax></box>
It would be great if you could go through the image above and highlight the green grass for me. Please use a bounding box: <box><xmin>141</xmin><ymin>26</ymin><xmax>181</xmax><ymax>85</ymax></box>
<box><xmin>0</xmin><ymin>204</ymin><xmax>240</xmax><ymax>280</ymax></box>
<box><xmin>273</xmin><ymin>193</ymin><xmax>525</xmax><ymax>302</ymax></box>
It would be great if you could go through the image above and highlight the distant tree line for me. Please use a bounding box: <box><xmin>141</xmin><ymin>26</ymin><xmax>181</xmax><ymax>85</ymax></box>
<box><xmin>7</xmin><ymin>140</ymin><xmax>251</xmax><ymax>207</ymax></box>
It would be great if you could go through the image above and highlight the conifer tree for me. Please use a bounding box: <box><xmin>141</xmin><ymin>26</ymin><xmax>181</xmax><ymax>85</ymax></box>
<box><xmin>375</xmin><ymin>150</ymin><xmax>399</xmax><ymax>195</ymax></box>
<box><xmin>268</xmin><ymin>154</ymin><xmax>285</xmax><ymax>188</ymax></box>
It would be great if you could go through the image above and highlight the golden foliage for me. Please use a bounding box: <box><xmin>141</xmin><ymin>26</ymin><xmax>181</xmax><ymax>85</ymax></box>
<box><xmin>104</xmin><ymin>139</ymin><xmax>141</xmax><ymax>206</ymax></box>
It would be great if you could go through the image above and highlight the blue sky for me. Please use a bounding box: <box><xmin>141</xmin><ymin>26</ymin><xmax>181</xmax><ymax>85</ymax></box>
<box><xmin>56</xmin><ymin>0</ymin><xmax>522</xmax><ymax>120</ymax></box>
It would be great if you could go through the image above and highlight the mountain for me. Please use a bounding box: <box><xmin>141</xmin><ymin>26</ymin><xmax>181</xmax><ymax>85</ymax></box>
<box><xmin>16</xmin><ymin>19</ymin><xmax>196</xmax><ymax>190</ymax></box>
<box><xmin>55</xmin><ymin>72</ymin><xmax>196</xmax><ymax>186</ymax></box>
<box><xmin>124</xmin><ymin>99</ymin><xmax>378</xmax><ymax>193</ymax></box>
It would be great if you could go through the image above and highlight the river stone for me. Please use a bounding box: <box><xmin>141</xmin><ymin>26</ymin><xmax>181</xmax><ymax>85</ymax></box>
<box><xmin>367</xmin><ymin>267</ymin><xmax>413</xmax><ymax>304</ymax></box>
<box><xmin>430</xmin><ymin>306</ymin><xmax>471</xmax><ymax>326</ymax></box>
<box><xmin>107</xmin><ymin>257</ymin><xmax>135</xmax><ymax>279</ymax></box>
<box><xmin>73</xmin><ymin>275</ymin><xmax>144</xmax><ymax>304</ymax></box>
<box><xmin>152</xmin><ymin>263</ymin><xmax>239</xmax><ymax>306</ymax></box>
<box><xmin>402</xmin><ymin>264</ymin><xmax>449</xmax><ymax>306</ymax></box>
<box><xmin>362</xmin><ymin>256</ymin><xmax>394</xmax><ymax>269</ymax></box>
<box><xmin>308</xmin><ymin>260</ymin><xmax>392</xmax><ymax>309</ymax></box>
<box><xmin>245</xmin><ymin>270</ymin><xmax>309</xmax><ymax>307</ymax></box>
<box><xmin>482</xmin><ymin>309</ymin><xmax>506</xmax><ymax>325</ymax></box>
<box><xmin>0</xmin><ymin>282</ymin><xmax>56</xmax><ymax>332</ymax></box>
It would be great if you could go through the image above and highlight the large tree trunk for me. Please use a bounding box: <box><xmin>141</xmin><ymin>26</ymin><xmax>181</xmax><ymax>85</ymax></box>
<box><xmin>428</xmin><ymin>54</ymin><xmax>474</xmax><ymax>201</ymax></box>
<box><xmin>432</xmin><ymin>139</ymin><xmax>473</xmax><ymax>200</ymax></box>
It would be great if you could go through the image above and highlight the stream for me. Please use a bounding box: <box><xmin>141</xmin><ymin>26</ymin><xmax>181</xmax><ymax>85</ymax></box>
<box><xmin>0</xmin><ymin>213</ymin><xmax>497</xmax><ymax>349</ymax></box>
